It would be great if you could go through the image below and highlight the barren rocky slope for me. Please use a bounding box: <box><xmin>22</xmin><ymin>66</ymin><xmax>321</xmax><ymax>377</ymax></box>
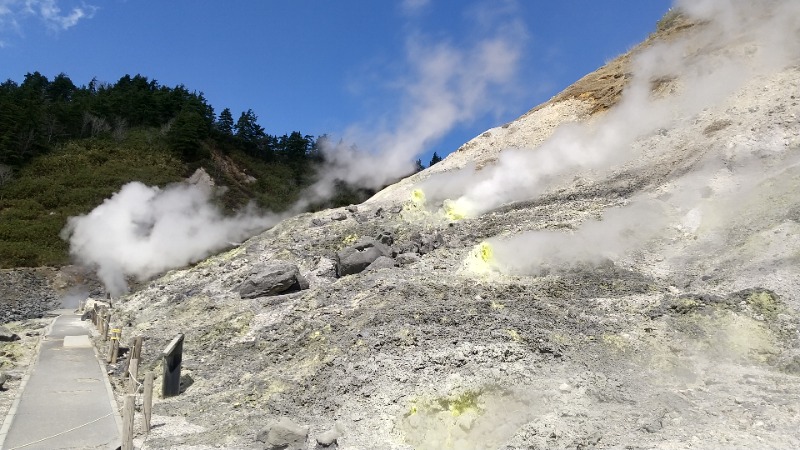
<box><xmin>99</xmin><ymin>9</ymin><xmax>800</xmax><ymax>450</ymax></box>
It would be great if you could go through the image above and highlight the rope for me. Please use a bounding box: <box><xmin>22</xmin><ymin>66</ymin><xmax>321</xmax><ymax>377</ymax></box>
<box><xmin>6</xmin><ymin>412</ymin><xmax>114</xmax><ymax>450</ymax></box>
<box><xmin>128</xmin><ymin>368</ymin><xmax>144</xmax><ymax>392</ymax></box>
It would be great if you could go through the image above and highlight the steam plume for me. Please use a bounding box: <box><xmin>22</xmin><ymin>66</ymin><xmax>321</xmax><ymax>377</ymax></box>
<box><xmin>63</xmin><ymin>3</ymin><xmax>526</xmax><ymax>295</ymax></box>
<box><xmin>294</xmin><ymin>7</ymin><xmax>526</xmax><ymax>210</ymax></box>
<box><xmin>61</xmin><ymin>181</ymin><xmax>279</xmax><ymax>296</ymax></box>
<box><xmin>441</xmin><ymin>0</ymin><xmax>800</xmax><ymax>218</ymax></box>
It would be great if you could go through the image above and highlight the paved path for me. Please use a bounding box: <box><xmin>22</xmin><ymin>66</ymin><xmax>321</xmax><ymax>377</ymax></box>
<box><xmin>0</xmin><ymin>310</ymin><xmax>121</xmax><ymax>450</ymax></box>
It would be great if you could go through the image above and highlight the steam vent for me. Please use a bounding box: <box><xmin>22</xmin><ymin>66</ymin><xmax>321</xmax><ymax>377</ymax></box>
<box><xmin>6</xmin><ymin>4</ymin><xmax>800</xmax><ymax>450</ymax></box>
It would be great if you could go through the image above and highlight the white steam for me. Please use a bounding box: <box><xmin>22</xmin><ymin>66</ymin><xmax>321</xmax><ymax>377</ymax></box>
<box><xmin>63</xmin><ymin>3</ymin><xmax>527</xmax><ymax>295</ymax></box>
<box><xmin>441</xmin><ymin>0</ymin><xmax>800</xmax><ymax>218</ymax></box>
<box><xmin>295</xmin><ymin>8</ymin><xmax>526</xmax><ymax>209</ymax></box>
<box><xmin>61</xmin><ymin>181</ymin><xmax>279</xmax><ymax>296</ymax></box>
<box><xmin>452</xmin><ymin>0</ymin><xmax>800</xmax><ymax>274</ymax></box>
<box><xmin>487</xmin><ymin>200</ymin><xmax>668</xmax><ymax>274</ymax></box>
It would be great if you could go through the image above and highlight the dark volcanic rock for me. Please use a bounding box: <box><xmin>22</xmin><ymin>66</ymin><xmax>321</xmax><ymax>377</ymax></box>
<box><xmin>365</xmin><ymin>256</ymin><xmax>396</xmax><ymax>272</ymax></box>
<box><xmin>236</xmin><ymin>262</ymin><xmax>308</xmax><ymax>298</ymax></box>
<box><xmin>335</xmin><ymin>238</ymin><xmax>392</xmax><ymax>277</ymax></box>
<box><xmin>0</xmin><ymin>326</ymin><xmax>19</xmax><ymax>342</ymax></box>
<box><xmin>0</xmin><ymin>268</ymin><xmax>61</xmax><ymax>324</ymax></box>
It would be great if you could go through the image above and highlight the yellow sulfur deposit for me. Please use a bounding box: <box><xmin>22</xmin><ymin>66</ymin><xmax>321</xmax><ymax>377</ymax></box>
<box><xmin>411</xmin><ymin>188</ymin><xmax>426</xmax><ymax>205</ymax></box>
<box><xmin>442</xmin><ymin>199</ymin><xmax>466</xmax><ymax>221</ymax></box>
<box><xmin>464</xmin><ymin>241</ymin><xmax>497</xmax><ymax>274</ymax></box>
<box><xmin>477</xmin><ymin>241</ymin><xmax>494</xmax><ymax>263</ymax></box>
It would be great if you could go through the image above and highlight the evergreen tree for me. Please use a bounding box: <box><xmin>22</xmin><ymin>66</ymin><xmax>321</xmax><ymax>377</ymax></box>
<box><xmin>167</xmin><ymin>109</ymin><xmax>209</xmax><ymax>160</ymax></box>
<box><xmin>415</xmin><ymin>159</ymin><xmax>425</xmax><ymax>172</ymax></box>
<box><xmin>235</xmin><ymin>109</ymin><xmax>265</xmax><ymax>144</ymax></box>
<box><xmin>429</xmin><ymin>152</ymin><xmax>442</xmax><ymax>166</ymax></box>
<box><xmin>217</xmin><ymin>108</ymin><xmax>234</xmax><ymax>135</ymax></box>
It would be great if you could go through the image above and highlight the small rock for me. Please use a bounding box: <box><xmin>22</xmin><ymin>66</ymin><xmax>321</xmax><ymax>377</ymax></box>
<box><xmin>558</xmin><ymin>383</ymin><xmax>571</xmax><ymax>393</ymax></box>
<box><xmin>0</xmin><ymin>326</ymin><xmax>20</xmax><ymax>342</ymax></box>
<box><xmin>345</xmin><ymin>205</ymin><xmax>358</xmax><ymax>213</ymax></box>
<box><xmin>0</xmin><ymin>372</ymin><xmax>8</xmax><ymax>390</ymax></box>
<box><xmin>311</xmin><ymin>218</ymin><xmax>324</xmax><ymax>226</ymax></box>
<box><xmin>315</xmin><ymin>422</ymin><xmax>343</xmax><ymax>447</ymax></box>
<box><xmin>396</xmin><ymin>253</ymin><xmax>420</xmax><ymax>266</ymax></box>
<box><xmin>256</xmin><ymin>417</ymin><xmax>309</xmax><ymax>450</ymax></box>
<box><xmin>365</xmin><ymin>256</ymin><xmax>396</xmax><ymax>272</ymax></box>
<box><xmin>376</xmin><ymin>231</ymin><xmax>394</xmax><ymax>245</ymax></box>
<box><xmin>330</xmin><ymin>211</ymin><xmax>347</xmax><ymax>221</ymax></box>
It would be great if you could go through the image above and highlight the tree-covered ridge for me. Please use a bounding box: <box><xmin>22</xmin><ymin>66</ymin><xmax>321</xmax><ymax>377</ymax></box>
<box><xmin>0</xmin><ymin>72</ymin><xmax>346</xmax><ymax>268</ymax></box>
<box><xmin>0</xmin><ymin>72</ymin><xmax>320</xmax><ymax>167</ymax></box>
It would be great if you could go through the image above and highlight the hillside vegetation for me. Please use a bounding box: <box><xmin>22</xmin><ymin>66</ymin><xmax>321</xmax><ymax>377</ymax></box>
<box><xmin>0</xmin><ymin>73</ymin><xmax>376</xmax><ymax>268</ymax></box>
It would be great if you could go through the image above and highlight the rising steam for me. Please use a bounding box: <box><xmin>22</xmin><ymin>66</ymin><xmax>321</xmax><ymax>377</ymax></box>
<box><xmin>438</xmin><ymin>0</ymin><xmax>800</xmax><ymax>218</ymax></box>
<box><xmin>61</xmin><ymin>181</ymin><xmax>279</xmax><ymax>296</ymax></box>
<box><xmin>63</xmin><ymin>3</ymin><xmax>525</xmax><ymax>295</ymax></box>
<box><xmin>442</xmin><ymin>0</ymin><xmax>800</xmax><ymax>274</ymax></box>
<box><xmin>294</xmin><ymin>7</ymin><xmax>526</xmax><ymax>210</ymax></box>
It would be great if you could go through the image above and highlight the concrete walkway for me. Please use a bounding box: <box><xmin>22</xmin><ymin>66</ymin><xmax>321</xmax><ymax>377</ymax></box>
<box><xmin>0</xmin><ymin>310</ymin><xmax>121</xmax><ymax>450</ymax></box>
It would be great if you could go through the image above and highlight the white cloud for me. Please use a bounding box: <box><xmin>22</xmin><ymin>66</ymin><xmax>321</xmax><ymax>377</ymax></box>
<box><xmin>35</xmin><ymin>0</ymin><xmax>96</xmax><ymax>30</ymax></box>
<box><xmin>0</xmin><ymin>0</ymin><xmax>95</xmax><ymax>44</ymax></box>
<box><xmin>401</xmin><ymin>0</ymin><xmax>430</xmax><ymax>15</ymax></box>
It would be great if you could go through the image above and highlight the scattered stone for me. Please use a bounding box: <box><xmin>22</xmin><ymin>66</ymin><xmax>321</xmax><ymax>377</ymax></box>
<box><xmin>256</xmin><ymin>417</ymin><xmax>309</xmax><ymax>450</ymax></box>
<box><xmin>315</xmin><ymin>422</ymin><xmax>342</xmax><ymax>448</ymax></box>
<box><xmin>0</xmin><ymin>326</ymin><xmax>20</xmax><ymax>342</ymax></box>
<box><xmin>310</xmin><ymin>218</ymin><xmax>324</xmax><ymax>226</ymax></box>
<box><xmin>336</xmin><ymin>238</ymin><xmax>392</xmax><ymax>277</ymax></box>
<box><xmin>395</xmin><ymin>253</ymin><xmax>420</xmax><ymax>266</ymax></box>
<box><xmin>365</xmin><ymin>256</ymin><xmax>396</xmax><ymax>272</ymax></box>
<box><xmin>313</xmin><ymin>257</ymin><xmax>338</xmax><ymax>278</ymax></box>
<box><xmin>345</xmin><ymin>205</ymin><xmax>358</xmax><ymax>213</ymax></box>
<box><xmin>236</xmin><ymin>262</ymin><xmax>308</xmax><ymax>298</ymax></box>
<box><xmin>0</xmin><ymin>372</ymin><xmax>8</xmax><ymax>390</ymax></box>
<box><xmin>330</xmin><ymin>211</ymin><xmax>347</xmax><ymax>221</ymax></box>
<box><xmin>376</xmin><ymin>231</ymin><xmax>394</xmax><ymax>246</ymax></box>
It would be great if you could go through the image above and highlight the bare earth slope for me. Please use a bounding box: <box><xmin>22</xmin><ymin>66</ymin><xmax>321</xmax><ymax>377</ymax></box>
<box><xmin>111</xmin><ymin>11</ymin><xmax>800</xmax><ymax>450</ymax></box>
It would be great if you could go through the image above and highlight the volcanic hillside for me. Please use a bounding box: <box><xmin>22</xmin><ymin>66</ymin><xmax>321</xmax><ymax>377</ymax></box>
<box><xmin>107</xmin><ymin>6</ymin><xmax>800</xmax><ymax>450</ymax></box>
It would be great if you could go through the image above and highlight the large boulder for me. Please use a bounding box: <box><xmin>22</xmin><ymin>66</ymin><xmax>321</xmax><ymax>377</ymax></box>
<box><xmin>336</xmin><ymin>238</ymin><xmax>393</xmax><ymax>277</ymax></box>
<box><xmin>235</xmin><ymin>262</ymin><xmax>308</xmax><ymax>299</ymax></box>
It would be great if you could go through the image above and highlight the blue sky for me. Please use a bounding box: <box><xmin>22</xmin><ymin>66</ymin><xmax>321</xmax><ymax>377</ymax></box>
<box><xmin>0</xmin><ymin>0</ymin><xmax>672</xmax><ymax>166</ymax></box>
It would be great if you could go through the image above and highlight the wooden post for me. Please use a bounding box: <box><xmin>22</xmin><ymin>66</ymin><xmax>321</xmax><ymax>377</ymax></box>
<box><xmin>162</xmin><ymin>333</ymin><xmax>184</xmax><ymax>398</ymax></box>
<box><xmin>143</xmin><ymin>372</ymin><xmax>154</xmax><ymax>432</ymax></box>
<box><xmin>102</xmin><ymin>314</ymin><xmax>111</xmax><ymax>341</ymax></box>
<box><xmin>107</xmin><ymin>336</ymin><xmax>116</xmax><ymax>363</ymax></box>
<box><xmin>98</xmin><ymin>307</ymin><xmax>106</xmax><ymax>332</ymax></box>
<box><xmin>111</xmin><ymin>338</ymin><xmax>120</xmax><ymax>364</ymax></box>
<box><xmin>121</xmin><ymin>337</ymin><xmax>134</xmax><ymax>376</ymax></box>
<box><xmin>128</xmin><ymin>358</ymin><xmax>139</xmax><ymax>394</ymax></box>
<box><xmin>122</xmin><ymin>394</ymin><xmax>135</xmax><ymax>450</ymax></box>
<box><xmin>133</xmin><ymin>336</ymin><xmax>143</xmax><ymax>360</ymax></box>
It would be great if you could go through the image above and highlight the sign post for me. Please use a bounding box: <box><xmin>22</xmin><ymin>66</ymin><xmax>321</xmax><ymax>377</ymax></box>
<box><xmin>162</xmin><ymin>333</ymin><xmax>184</xmax><ymax>398</ymax></box>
